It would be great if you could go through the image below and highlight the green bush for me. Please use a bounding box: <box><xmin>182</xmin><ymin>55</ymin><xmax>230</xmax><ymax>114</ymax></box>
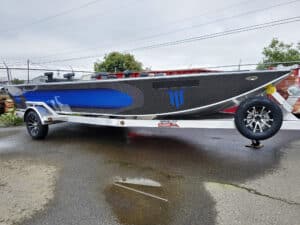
<box><xmin>0</xmin><ymin>112</ymin><xmax>23</xmax><ymax>127</ymax></box>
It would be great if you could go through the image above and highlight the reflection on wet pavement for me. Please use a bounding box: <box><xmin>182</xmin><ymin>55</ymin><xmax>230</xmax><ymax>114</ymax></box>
<box><xmin>105</xmin><ymin>177</ymin><xmax>169</xmax><ymax>225</ymax></box>
<box><xmin>113</xmin><ymin>177</ymin><xmax>162</xmax><ymax>187</ymax></box>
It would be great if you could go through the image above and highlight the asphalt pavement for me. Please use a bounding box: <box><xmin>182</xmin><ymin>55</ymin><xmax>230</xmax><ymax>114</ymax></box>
<box><xmin>0</xmin><ymin>124</ymin><xmax>299</xmax><ymax>225</ymax></box>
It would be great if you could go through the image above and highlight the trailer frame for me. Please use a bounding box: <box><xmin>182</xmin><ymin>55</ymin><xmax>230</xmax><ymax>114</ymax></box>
<box><xmin>16</xmin><ymin>91</ymin><xmax>300</xmax><ymax>148</ymax></box>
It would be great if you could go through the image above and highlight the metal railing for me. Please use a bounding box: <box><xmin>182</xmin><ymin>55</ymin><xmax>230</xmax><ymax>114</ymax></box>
<box><xmin>1</xmin><ymin>60</ymin><xmax>299</xmax><ymax>84</ymax></box>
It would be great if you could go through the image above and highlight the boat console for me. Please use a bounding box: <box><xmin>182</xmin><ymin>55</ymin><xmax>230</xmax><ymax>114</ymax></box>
<box><xmin>63</xmin><ymin>73</ymin><xmax>75</xmax><ymax>81</ymax></box>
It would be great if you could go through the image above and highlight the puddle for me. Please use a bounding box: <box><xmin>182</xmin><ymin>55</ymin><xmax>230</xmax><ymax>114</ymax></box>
<box><xmin>104</xmin><ymin>177</ymin><xmax>171</xmax><ymax>225</ymax></box>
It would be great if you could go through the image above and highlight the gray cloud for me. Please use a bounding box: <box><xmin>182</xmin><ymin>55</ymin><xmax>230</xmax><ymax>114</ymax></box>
<box><xmin>1</xmin><ymin>0</ymin><xmax>299</xmax><ymax>77</ymax></box>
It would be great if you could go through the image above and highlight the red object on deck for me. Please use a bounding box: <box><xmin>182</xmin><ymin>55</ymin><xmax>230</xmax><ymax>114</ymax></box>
<box><xmin>150</xmin><ymin>68</ymin><xmax>217</xmax><ymax>75</ymax></box>
<box><xmin>95</xmin><ymin>68</ymin><xmax>217</xmax><ymax>79</ymax></box>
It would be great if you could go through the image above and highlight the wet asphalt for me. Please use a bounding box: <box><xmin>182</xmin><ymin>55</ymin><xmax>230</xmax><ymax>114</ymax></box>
<box><xmin>0</xmin><ymin>124</ymin><xmax>300</xmax><ymax>225</ymax></box>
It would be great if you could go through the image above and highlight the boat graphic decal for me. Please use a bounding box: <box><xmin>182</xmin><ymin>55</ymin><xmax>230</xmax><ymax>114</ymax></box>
<box><xmin>21</xmin><ymin>89</ymin><xmax>133</xmax><ymax>109</ymax></box>
<box><xmin>168</xmin><ymin>89</ymin><xmax>184</xmax><ymax>109</ymax></box>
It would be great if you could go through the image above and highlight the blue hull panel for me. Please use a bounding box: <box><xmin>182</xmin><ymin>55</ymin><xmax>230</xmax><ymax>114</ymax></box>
<box><xmin>17</xmin><ymin>89</ymin><xmax>133</xmax><ymax>109</ymax></box>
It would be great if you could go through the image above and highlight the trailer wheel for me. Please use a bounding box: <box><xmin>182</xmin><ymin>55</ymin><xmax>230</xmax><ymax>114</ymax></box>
<box><xmin>234</xmin><ymin>97</ymin><xmax>283</xmax><ymax>141</ymax></box>
<box><xmin>25</xmin><ymin>110</ymin><xmax>48</xmax><ymax>140</ymax></box>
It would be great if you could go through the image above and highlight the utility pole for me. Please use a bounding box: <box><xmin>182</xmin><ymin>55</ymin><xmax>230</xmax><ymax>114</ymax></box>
<box><xmin>3</xmin><ymin>61</ymin><xmax>11</xmax><ymax>84</ymax></box>
<box><xmin>27</xmin><ymin>59</ymin><xmax>30</xmax><ymax>83</ymax></box>
<box><xmin>238</xmin><ymin>59</ymin><xmax>242</xmax><ymax>71</ymax></box>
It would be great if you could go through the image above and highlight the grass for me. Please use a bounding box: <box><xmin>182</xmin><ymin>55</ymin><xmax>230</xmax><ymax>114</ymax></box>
<box><xmin>0</xmin><ymin>111</ymin><xmax>23</xmax><ymax>127</ymax></box>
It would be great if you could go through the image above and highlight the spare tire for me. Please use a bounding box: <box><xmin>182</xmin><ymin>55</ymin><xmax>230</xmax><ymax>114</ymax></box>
<box><xmin>234</xmin><ymin>96</ymin><xmax>283</xmax><ymax>140</ymax></box>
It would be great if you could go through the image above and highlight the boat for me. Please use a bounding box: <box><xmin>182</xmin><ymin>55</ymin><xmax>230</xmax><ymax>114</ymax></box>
<box><xmin>7</xmin><ymin>69</ymin><xmax>291</xmax><ymax>119</ymax></box>
<box><xmin>7</xmin><ymin>68</ymin><xmax>300</xmax><ymax>145</ymax></box>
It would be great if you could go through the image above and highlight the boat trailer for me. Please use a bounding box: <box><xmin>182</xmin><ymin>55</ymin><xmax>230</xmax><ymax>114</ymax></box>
<box><xmin>17</xmin><ymin>91</ymin><xmax>300</xmax><ymax>149</ymax></box>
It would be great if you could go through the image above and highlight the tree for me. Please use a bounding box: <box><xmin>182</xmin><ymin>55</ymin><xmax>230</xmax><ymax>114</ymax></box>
<box><xmin>11</xmin><ymin>78</ymin><xmax>24</xmax><ymax>85</ymax></box>
<box><xmin>94</xmin><ymin>52</ymin><xmax>143</xmax><ymax>72</ymax></box>
<box><xmin>257</xmin><ymin>38</ymin><xmax>300</xmax><ymax>69</ymax></box>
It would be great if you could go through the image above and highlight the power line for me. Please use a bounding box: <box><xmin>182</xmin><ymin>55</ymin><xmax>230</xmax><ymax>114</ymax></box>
<box><xmin>31</xmin><ymin>0</ymin><xmax>300</xmax><ymax>61</ymax></box>
<box><xmin>140</xmin><ymin>0</ymin><xmax>256</xmax><ymax>32</ymax></box>
<box><xmin>32</xmin><ymin>0</ymin><xmax>255</xmax><ymax>59</ymax></box>
<box><xmin>2</xmin><ymin>0</ymin><xmax>145</xmax><ymax>66</ymax></box>
<box><xmin>35</xmin><ymin>16</ymin><xmax>300</xmax><ymax>64</ymax></box>
<box><xmin>0</xmin><ymin>67</ymin><xmax>93</xmax><ymax>73</ymax></box>
<box><xmin>134</xmin><ymin>0</ymin><xmax>300</xmax><ymax>42</ymax></box>
<box><xmin>0</xmin><ymin>0</ymin><xmax>107</xmax><ymax>33</ymax></box>
<box><xmin>129</xmin><ymin>17</ymin><xmax>300</xmax><ymax>51</ymax></box>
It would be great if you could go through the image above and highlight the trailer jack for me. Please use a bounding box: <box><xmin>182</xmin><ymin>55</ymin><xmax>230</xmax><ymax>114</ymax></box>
<box><xmin>246</xmin><ymin>140</ymin><xmax>264</xmax><ymax>149</ymax></box>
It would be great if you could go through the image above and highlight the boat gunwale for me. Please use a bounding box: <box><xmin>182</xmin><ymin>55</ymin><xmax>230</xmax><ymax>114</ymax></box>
<box><xmin>6</xmin><ymin>69</ymin><xmax>291</xmax><ymax>87</ymax></box>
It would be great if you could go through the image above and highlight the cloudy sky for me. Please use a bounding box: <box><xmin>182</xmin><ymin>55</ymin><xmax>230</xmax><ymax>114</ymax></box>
<box><xmin>0</xmin><ymin>0</ymin><xmax>300</xmax><ymax>78</ymax></box>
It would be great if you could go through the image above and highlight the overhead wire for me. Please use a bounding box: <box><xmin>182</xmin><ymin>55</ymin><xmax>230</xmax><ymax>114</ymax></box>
<box><xmin>3</xmin><ymin>0</ymin><xmax>145</xmax><ymax>66</ymax></box>
<box><xmin>0</xmin><ymin>0</ymin><xmax>107</xmax><ymax>33</ymax></box>
<box><xmin>140</xmin><ymin>0</ymin><xmax>256</xmax><ymax>31</ymax></box>
<box><xmin>34</xmin><ymin>16</ymin><xmax>300</xmax><ymax>64</ymax></box>
<box><xmin>134</xmin><ymin>0</ymin><xmax>300</xmax><ymax>42</ymax></box>
<box><xmin>31</xmin><ymin>0</ymin><xmax>256</xmax><ymax>59</ymax></box>
<box><xmin>0</xmin><ymin>67</ymin><xmax>93</xmax><ymax>73</ymax></box>
<box><xmin>31</xmin><ymin>0</ymin><xmax>300</xmax><ymax>61</ymax></box>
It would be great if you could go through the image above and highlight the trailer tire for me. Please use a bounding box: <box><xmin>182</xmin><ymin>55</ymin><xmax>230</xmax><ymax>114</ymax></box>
<box><xmin>25</xmin><ymin>110</ymin><xmax>48</xmax><ymax>140</ymax></box>
<box><xmin>234</xmin><ymin>96</ymin><xmax>283</xmax><ymax>141</ymax></box>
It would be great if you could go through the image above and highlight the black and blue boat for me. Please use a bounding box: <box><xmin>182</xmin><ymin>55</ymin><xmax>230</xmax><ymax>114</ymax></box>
<box><xmin>7</xmin><ymin>69</ymin><xmax>290</xmax><ymax>119</ymax></box>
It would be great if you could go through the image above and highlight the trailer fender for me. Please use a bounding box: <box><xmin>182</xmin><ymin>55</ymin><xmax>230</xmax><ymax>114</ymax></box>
<box><xmin>24</xmin><ymin>106</ymin><xmax>51</xmax><ymax>125</ymax></box>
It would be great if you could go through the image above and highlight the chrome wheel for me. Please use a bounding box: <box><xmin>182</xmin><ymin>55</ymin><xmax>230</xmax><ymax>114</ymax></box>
<box><xmin>244</xmin><ymin>106</ymin><xmax>274</xmax><ymax>133</ymax></box>
<box><xmin>25</xmin><ymin>111</ymin><xmax>48</xmax><ymax>139</ymax></box>
<box><xmin>27</xmin><ymin>113</ymin><xmax>40</xmax><ymax>136</ymax></box>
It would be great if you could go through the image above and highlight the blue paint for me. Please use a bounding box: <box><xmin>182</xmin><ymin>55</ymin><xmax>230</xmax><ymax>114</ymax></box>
<box><xmin>167</xmin><ymin>89</ymin><xmax>184</xmax><ymax>109</ymax></box>
<box><xmin>174</xmin><ymin>91</ymin><xmax>179</xmax><ymax>108</ymax></box>
<box><xmin>13</xmin><ymin>96</ymin><xmax>22</xmax><ymax>104</ymax></box>
<box><xmin>168</xmin><ymin>90</ymin><xmax>175</xmax><ymax>107</ymax></box>
<box><xmin>20</xmin><ymin>89</ymin><xmax>133</xmax><ymax>109</ymax></box>
<box><xmin>179</xmin><ymin>90</ymin><xmax>184</xmax><ymax>106</ymax></box>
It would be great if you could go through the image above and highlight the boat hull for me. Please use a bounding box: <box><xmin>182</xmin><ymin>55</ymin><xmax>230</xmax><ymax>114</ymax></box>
<box><xmin>7</xmin><ymin>70</ymin><xmax>290</xmax><ymax>119</ymax></box>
